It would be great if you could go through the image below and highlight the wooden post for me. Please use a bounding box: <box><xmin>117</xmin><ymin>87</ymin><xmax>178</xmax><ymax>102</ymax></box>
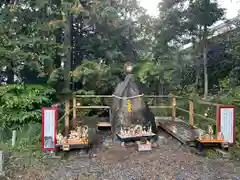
<box><xmin>73</xmin><ymin>96</ymin><xmax>76</xmax><ymax>128</ymax></box>
<box><xmin>65</xmin><ymin>100</ymin><xmax>70</xmax><ymax>136</ymax></box>
<box><xmin>172</xmin><ymin>95</ymin><xmax>176</xmax><ymax>120</ymax></box>
<box><xmin>189</xmin><ymin>100</ymin><xmax>194</xmax><ymax>127</ymax></box>
<box><xmin>216</xmin><ymin>105</ymin><xmax>220</xmax><ymax>133</ymax></box>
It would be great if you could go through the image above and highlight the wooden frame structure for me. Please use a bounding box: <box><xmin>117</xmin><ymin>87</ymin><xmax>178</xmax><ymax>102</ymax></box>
<box><xmin>61</xmin><ymin>94</ymin><xmax>228</xmax><ymax>138</ymax></box>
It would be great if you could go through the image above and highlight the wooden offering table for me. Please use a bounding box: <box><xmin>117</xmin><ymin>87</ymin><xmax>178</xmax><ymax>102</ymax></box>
<box><xmin>196</xmin><ymin>139</ymin><xmax>226</xmax><ymax>153</ymax></box>
<box><xmin>56</xmin><ymin>139</ymin><xmax>89</xmax><ymax>151</ymax></box>
<box><xmin>116</xmin><ymin>133</ymin><xmax>156</xmax><ymax>143</ymax></box>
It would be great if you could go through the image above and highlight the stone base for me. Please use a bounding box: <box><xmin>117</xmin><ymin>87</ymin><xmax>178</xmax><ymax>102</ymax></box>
<box><xmin>157</xmin><ymin>136</ymin><xmax>167</xmax><ymax>145</ymax></box>
<box><xmin>215</xmin><ymin>149</ymin><xmax>230</xmax><ymax>158</ymax></box>
<box><xmin>152</xmin><ymin>142</ymin><xmax>158</xmax><ymax>148</ymax></box>
<box><xmin>0</xmin><ymin>171</ymin><xmax>5</xmax><ymax>177</ymax></box>
<box><xmin>45</xmin><ymin>151</ymin><xmax>62</xmax><ymax>159</ymax></box>
<box><xmin>49</xmin><ymin>155</ymin><xmax>62</xmax><ymax>159</ymax></box>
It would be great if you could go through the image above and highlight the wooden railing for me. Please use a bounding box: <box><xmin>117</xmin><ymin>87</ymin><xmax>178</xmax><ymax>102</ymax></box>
<box><xmin>60</xmin><ymin>94</ymin><xmax>224</xmax><ymax>135</ymax></box>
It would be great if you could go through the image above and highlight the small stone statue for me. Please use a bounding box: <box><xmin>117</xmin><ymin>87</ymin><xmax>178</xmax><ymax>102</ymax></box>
<box><xmin>198</xmin><ymin>131</ymin><xmax>202</xmax><ymax>140</ymax></box>
<box><xmin>82</xmin><ymin>125</ymin><xmax>88</xmax><ymax>139</ymax></box>
<box><xmin>57</xmin><ymin>133</ymin><xmax>63</xmax><ymax>144</ymax></box>
<box><xmin>217</xmin><ymin>132</ymin><xmax>224</xmax><ymax>140</ymax></box>
<box><xmin>207</xmin><ymin>125</ymin><xmax>213</xmax><ymax>140</ymax></box>
<box><xmin>130</xmin><ymin>127</ymin><xmax>134</xmax><ymax>135</ymax></box>
<box><xmin>120</xmin><ymin>127</ymin><xmax>124</xmax><ymax>135</ymax></box>
<box><xmin>134</xmin><ymin>125</ymin><xmax>142</xmax><ymax>134</ymax></box>
<box><xmin>123</xmin><ymin>127</ymin><xmax>127</xmax><ymax>135</ymax></box>
<box><xmin>77</xmin><ymin>126</ymin><xmax>83</xmax><ymax>138</ymax></box>
<box><xmin>148</xmin><ymin>126</ymin><xmax>152</xmax><ymax>133</ymax></box>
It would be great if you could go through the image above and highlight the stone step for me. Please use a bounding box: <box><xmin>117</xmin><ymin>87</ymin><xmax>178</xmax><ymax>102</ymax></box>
<box><xmin>215</xmin><ymin>148</ymin><xmax>230</xmax><ymax>158</ymax></box>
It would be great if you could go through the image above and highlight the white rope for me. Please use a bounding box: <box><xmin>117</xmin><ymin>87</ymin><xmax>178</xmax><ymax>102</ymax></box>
<box><xmin>112</xmin><ymin>94</ymin><xmax>144</xmax><ymax>99</ymax></box>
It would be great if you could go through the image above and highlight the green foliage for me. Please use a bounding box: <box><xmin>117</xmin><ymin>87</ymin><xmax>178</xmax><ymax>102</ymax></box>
<box><xmin>73</xmin><ymin>60</ymin><xmax>123</xmax><ymax>94</ymax></box>
<box><xmin>186</xmin><ymin>0</ymin><xmax>225</xmax><ymax>28</ymax></box>
<box><xmin>0</xmin><ymin>84</ymin><xmax>55</xmax><ymax>144</ymax></box>
<box><xmin>0</xmin><ymin>2</ymin><xmax>65</xmax><ymax>76</ymax></box>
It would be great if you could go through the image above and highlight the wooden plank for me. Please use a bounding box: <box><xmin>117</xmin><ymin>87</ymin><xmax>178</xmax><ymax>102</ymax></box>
<box><xmin>56</xmin><ymin>144</ymin><xmax>89</xmax><ymax>151</ymax></box>
<box><xmin>116</xmin><ymin>133</ymin><xmax>156</xmax><ymax>142</ymax></box>
<box><xmin>76</xmin><ymin>106</ymin><xmax>110</xmax><ymax>109</ymax></box>
<box><xmin>155</xmin><ymin>116</ymin><xmax>182</xmax><ymax>121</ymax></box>
<box><xmin>157</xmin><ymin>117</ymin><xmax>206</xmax><ymax>146</ymax></box>
<box><xmin>172</xmin><ymin>96</ymin><xmax>176</xmax><ymax>120</ymax></box>
<box><xmin>67</xmin><ymin>139</ymin><xmax>88</xmax><ymax>144</ymax></box>
<box><xmin>158</xmin><ymin>122</ymin><xmax>187</xmax><ymax>143</ymax></box>
<box><xmin>75</xmin><ymin>95</ymin><xmax>112</xmax><ymax>98</ymax></box>
<box><xmin>199</xmin><ymin>139</ymin><xmax>224</xmax><ymax>143</ymax></box>
<box><xmin>97</xmin><ymin>122</ymin><xmax>111</xmax><ymax>127</ymax></box>
<box><xmin>176</xmin><ymin>107</ymin><xmax>189</xmax><ymax>113</ymax></box>
<box><xmin>149</xmin><ymin>106</ymin><xmax>172</xmax><ymax>109</ymax></box>
<box><xmin>117</xmin><ymin>133</ymin><xmax>156</xmax><ymax>139</ymax></box>
<box><xmin>189</xmin><ymin>100</ymin><xmax>194</xmax><ymax>126</ymax></box>
<box><xmin>158</xmin><ymin>119</ymin><xmax>199</xmax><ymax>143</ymax></box>
<box><xmin>196</xmin><ymin>100</ymin><xmax>224</xmax><ymax>107</ymax></box>
<box><xmin>164</xmin><ymin>125</ymin><xmax>192</xmax><ymax>142</ymax></box>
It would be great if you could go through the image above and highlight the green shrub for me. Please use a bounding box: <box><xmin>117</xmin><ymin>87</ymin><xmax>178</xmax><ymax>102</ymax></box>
<box><xmin>0</xmin><ymin>84</ymin><xmax>56</xmax><ymax>149</ymax></box>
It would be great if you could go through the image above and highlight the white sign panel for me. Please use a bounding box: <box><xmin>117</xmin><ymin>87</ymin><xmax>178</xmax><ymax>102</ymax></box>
<box><xmin>219</xmin><ymin>107</ymin><xmax>235</xmax><ymax>144</ymax></box>
<box><xmin>42</xmin><ymin>108</ymin><xmax>57</xmax><ymax>150</ymax></box>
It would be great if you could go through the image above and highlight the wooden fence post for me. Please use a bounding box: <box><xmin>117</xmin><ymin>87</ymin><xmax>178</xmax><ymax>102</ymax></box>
<box><xmin>216</xmin><ymin>105</ymin><xmax>220</xmax><ymax>133</ymax></box>
<box><xmin>73</xmin><ymin>96</ymin><xmax>76</xmax><ymax>128</ymax></box>
<box><xmin>172</xmin><ymin>95</ymin><xmax>176</xmax><ymax>120</ymax></box>
<box><xmin>189</xmin><ymin>100</ymin><xmax>194</xmax><ymax>127</ymax></box>
<box><xmin>65</xmin><ymin>100</ymin><xmax>70</xmax><ymax>136</ymax></box>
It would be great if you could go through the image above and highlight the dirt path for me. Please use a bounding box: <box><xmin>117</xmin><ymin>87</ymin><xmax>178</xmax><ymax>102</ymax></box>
<box><xmin>8</xmin><ymin>132</ymin><xmax>240</xmax><ymax>180</ymax></box>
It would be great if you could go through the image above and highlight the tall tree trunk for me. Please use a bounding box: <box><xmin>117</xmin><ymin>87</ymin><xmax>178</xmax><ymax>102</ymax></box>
<box><xmin>192</xmin><ymin>39</ymin><xmax>200</xmax><ymax>90</ymax></box>
<box><xmin>203</xmin><ymin>46</ymin><xmax>208</xmax><ymax>98</ymax></box>
<box><xmin>54</xmin><ymin>28</ymin><xmax>62</xmax><ymax>68</ymax></box>
<box><xmin>63</xmin><ymin>14</ymin><xmax>72</xmax><ymax>95</ymax></box>
<box><xmin>195</xmin><ymin>58</ymin><xmax>200</xmax><ymax>88</ymax></box>
<box><xmin>54</xmin><ymin>0</ymin><xmax>62</xmax><ymax>68</ymax></box>
<box><xmin>203</xmin><ymin>26</ymin><xmax>208</xmax><ymax>99</ymax></box>
<box><xmin>6</xmin><ymin>63</ymin><xmax>14</xmax><ymax>84</ymax></box>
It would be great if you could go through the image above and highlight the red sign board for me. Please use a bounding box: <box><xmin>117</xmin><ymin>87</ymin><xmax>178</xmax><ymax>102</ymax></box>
<box><xmin>42</xmin><ymin>108</ymin><xmax>57</xmax><ymax>151</ymax></box>
<box><xmin>217</xmin><ymin>106</ymin><xmax>236</xmax><ymax>144</ymax></box>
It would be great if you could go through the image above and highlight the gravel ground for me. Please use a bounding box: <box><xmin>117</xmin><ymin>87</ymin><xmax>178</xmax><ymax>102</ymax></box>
<box><xmin>9</xmin><ymin>132</ymin><xmax>240</xmax><ymax>180</ymax></box>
